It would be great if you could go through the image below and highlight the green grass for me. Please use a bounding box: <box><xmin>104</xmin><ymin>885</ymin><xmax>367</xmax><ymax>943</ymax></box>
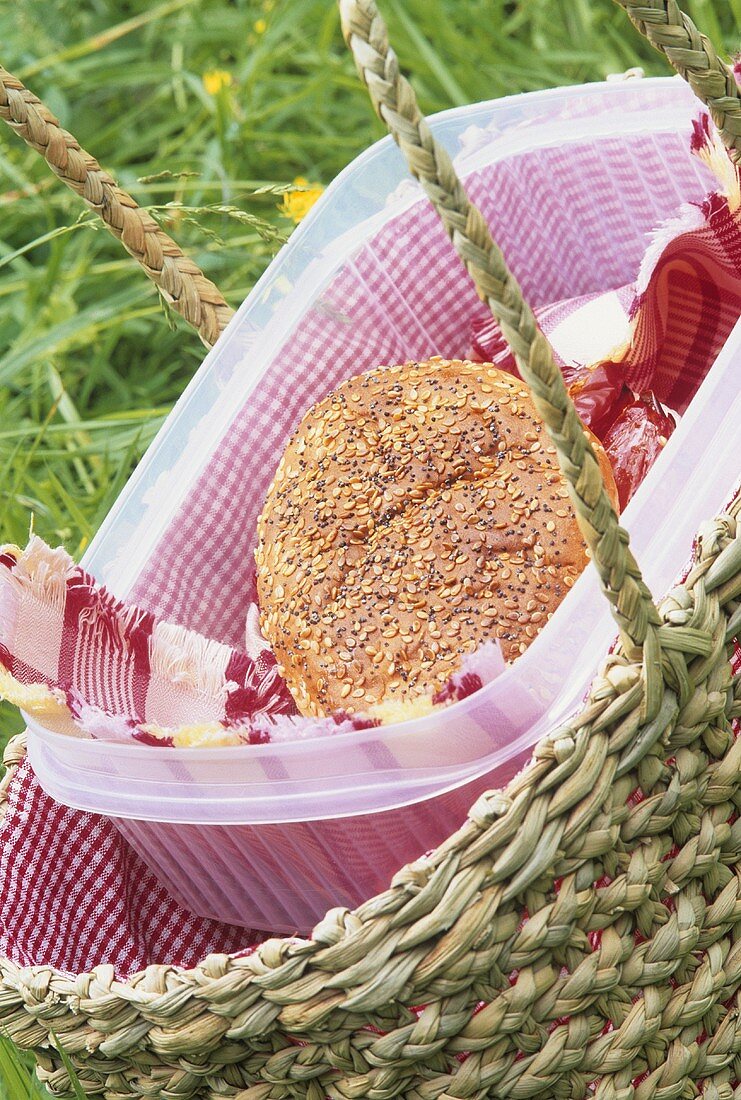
<box><xmin>0</xmin><ymin>1040</ymin><xmax>49</xmax><ymax>1100</ymax></box>
<box><xmin>0</xmin><ymin>0</ymin><xmax>738</xmax><ymax>1095</ymax></box>
<box><xmin>0</xmin><ymin>1035</ymin><xmax>88</xmax><ymax>1100</ymax></box>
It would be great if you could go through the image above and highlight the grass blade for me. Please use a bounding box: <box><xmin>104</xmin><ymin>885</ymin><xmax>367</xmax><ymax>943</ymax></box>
<box><xmin>18</xmin><ymin>0</ymin><xmax>198</xmax><ymax>80</ymax></box>
<box><xmin>0</xmin><ymin>1035</ymin><xmax>36</xmax><ymax>1099</ymax></box>
<box><xmin>48</xmin><ymin>1041</ymin><xmax>86</xmax><ymax>1100</ymax></box>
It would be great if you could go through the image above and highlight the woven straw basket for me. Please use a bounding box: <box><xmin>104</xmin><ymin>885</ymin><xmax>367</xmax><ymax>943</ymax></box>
<box><xmin>2</xmin><ymin>1</ymin><xmax>741</xmax><ymax>1096</ymax></box>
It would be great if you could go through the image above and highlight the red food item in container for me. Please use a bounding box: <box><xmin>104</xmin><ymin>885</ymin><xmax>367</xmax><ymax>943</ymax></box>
<box><xmin>470</xmin><ymin>317</ymin><xmax>578</xmax><ymax>387</ymax></box>
<box><xmin>470</xmin><ymin>318</ymin><xmax>630</xmax><ymax>438</ymax></box>
<box><xmin>469</xmin><ymin>316</ymin><xmax>677</xmax><ymax>512</ymax></box>
<box><xmin>602</xmin><ymin>392</ymin><xmax>676</xmax><ymax>510</ymax></box>
<box><xmin>469</xmin><ymin>315</ymin><xmax>518</xmax><ymax>373</ymax></box>
<box><xmin>567</xmin><ymin>361</ymin><xmax>633</xmax><ymax>439</ymax></box>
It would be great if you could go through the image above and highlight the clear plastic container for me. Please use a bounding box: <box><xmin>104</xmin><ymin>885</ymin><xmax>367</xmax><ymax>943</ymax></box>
<box><xmin>25</xmin><ymin>77</ymin><xmax>741</xmax><ymax>934</ymax></box>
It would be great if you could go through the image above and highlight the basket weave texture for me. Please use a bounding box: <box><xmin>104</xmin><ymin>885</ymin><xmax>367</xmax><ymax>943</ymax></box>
<box><xmin>1</xmin><ymin>1</ymin><xmax>741</xmax><ymax>1097</ymax></box>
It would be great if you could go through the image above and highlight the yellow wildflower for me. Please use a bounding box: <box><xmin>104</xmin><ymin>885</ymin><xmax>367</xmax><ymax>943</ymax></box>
<box><xmin>254</xmin><ymin>17</ymin><xmax>267</xmax><ymax>34</ymax></box>
<box><xmin>202</xmin><ymin>69</ymin><xmax>233</xmax><ymax>96</ymax></box>
<box><xmin>281</xmin><ymin>177</ymin><xmax>324</xmax><ymax>223</ymax></box>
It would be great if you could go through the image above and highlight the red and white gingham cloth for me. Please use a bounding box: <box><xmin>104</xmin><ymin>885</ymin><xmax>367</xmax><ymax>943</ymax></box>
<box><xmin>1</xmin><ymin>90</ymin><xmax>740</xmax><ymax>977</ymax></box>
<box><xmin>0</xmin><ymin>542</ymin><xmax>300</xmax><ymax>745</ymax></box>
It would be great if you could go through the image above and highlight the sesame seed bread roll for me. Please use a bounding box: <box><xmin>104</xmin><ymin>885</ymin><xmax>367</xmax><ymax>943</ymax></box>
<box><xmin>256</xmin><ymin>358</ymin><xmax>618</xmax><ymax>718</ymax></box>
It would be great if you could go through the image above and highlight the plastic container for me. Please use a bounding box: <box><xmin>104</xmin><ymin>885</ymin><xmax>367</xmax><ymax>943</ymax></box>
<box><xmin>25</xmin><ymin>77</ymin><xmax>741</xmax><ymax>934</ymax></box>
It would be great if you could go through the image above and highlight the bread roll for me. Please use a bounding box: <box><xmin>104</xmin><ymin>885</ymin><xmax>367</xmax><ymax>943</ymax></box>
<box><xmin>256</xmin><ymin>358</ymin><xmax>618</xmax><ymax>717</ymax></box>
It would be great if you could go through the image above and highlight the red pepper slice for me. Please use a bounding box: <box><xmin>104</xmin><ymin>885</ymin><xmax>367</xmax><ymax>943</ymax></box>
<box><xmin>602</xmin><ymin>392</ymin><xmax>676</xmax><ymax>510</ymax></box>
<box><xmin>469</xmin><ymin>315</ymin><xmax>518</xmax><ymax>373</ymax></box>
<box><xmin>567</xmin><ymin>361</ymin><xmax>633</xmax><ymax>439</ymax></box>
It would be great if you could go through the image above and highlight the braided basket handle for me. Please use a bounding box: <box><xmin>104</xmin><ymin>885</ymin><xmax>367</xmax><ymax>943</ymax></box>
<box><xmin>615</xmin><ymin>0</ymin><xmax>741</xmax><ymax>161</ymax></box>
<box><xmin>0</xmin><ymin>66</ymin><xmax>235</xmax><ymax>348</ymax></box>
<box><xmin>340</xmin><ymin>0</ymin><xmax>667</xmax><ymax>712</ymax></box>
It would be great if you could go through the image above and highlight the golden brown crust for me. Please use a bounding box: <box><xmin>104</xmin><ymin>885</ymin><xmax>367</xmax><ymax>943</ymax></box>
<box><xmin>256</xmin><ymin>358</ymin><xmax>618</xmax><ymax>717</ymax></box>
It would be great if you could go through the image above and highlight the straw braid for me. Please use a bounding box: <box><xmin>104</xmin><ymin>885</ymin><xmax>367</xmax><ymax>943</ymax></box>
<box><xmin>615</xmin><ymin>0</ymin><xmax>741</xmax><ymax>161</ymax></box>
<box><xmin>0</xmin><ymin>65</ymin><xmax>234</xmax><ymax>347</ymax></box>
<box><xmin>0</xmin><ymin>732</ymin><xmax>25</xmax><ymax>823</ymax></box>
<box><xmin>339</xmin><ymin>0</ymin><xmax>663</xmax><ymax>710</ymax></box>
